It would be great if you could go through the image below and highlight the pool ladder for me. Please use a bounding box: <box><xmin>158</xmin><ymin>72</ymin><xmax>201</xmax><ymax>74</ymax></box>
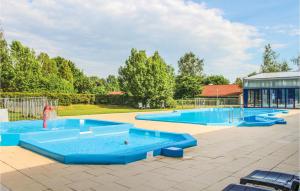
<box><xmin>228</xmin><ymin>107</ymin><xmax>244</xmax><ymax>124</ymax></box>
<box><xmin>228</xmin><ymin>107</ymin><xmax>234</xmax><ymax>123</ymax></box>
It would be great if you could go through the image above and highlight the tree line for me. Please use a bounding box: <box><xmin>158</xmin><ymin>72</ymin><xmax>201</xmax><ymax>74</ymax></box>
<box><xmin>0</xmin><ymin>32</ymin><xmax>297</xmax><ymax>107</ymax></box>
<box><xmin>0</xmin><ymin>32</ymin><xmax>119</xmax><ymax>94</ymax></box>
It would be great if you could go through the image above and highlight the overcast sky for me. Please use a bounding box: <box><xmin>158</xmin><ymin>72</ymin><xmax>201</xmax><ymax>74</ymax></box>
<box><xmin>1</xmin><ymin>0</ymin><xmax>299</xmax><ymax>81</ymax></box>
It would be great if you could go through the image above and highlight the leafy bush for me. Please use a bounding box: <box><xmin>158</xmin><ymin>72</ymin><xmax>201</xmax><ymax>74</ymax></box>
<box><xmin>165</xmin><ymin>97</ymin><xmax>177</xmax><ymax>108</ymax></box>
<box><xmin>95</xmin><ymin>94</ymin><xmax>136</xmax><ymax>106</ymax></box>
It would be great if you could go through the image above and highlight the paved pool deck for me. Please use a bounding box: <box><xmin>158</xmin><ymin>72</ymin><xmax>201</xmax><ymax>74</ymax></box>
<box><xmin>0</xmin><ymin>110</ymin><xmax>299</xmax><ymax>191</ymax></box>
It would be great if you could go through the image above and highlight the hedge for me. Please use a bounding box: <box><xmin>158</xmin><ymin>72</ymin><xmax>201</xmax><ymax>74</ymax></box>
<box><xmin>0</xmin><ymin>92</ymin><xmax>175</xmax><ymax>108</ymax></box>
<box><xmin>0</xmin><ymin>92</ymin><xmax>96</xmax><ymax>106</ymax></box>
<box><xmin>95</xmin><ymin>94</ymin><xmax>136</xmax><ymax>106</ymax></box>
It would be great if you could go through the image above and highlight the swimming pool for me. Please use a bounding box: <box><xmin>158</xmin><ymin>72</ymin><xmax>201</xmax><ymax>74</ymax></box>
<box><xmin>0</xmin><ymin>119</ymin><xmax>197</xmax><ymax>164</ymax></box>
<box><xmin>135</xmin><ymin>108</ymin><xmax>288</xmax><ymax>127</ymax></box>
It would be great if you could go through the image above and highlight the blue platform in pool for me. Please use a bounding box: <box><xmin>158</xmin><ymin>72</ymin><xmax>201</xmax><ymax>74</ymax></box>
<box><xmin>136</xmin><ymin>108</ymin><xmax>288</xmax><ymax>127</ymax></box>
<box><xmin>0</xmin><ymin>119</ymin><xmax>197</xmax><ymax>164</ymax></box>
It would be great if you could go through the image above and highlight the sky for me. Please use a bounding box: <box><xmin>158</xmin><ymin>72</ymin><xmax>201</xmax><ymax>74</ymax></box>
<box><xmin>1</xmin><ymin>0</ymin><xmax>299</xmax><ymax>81</ymax></box>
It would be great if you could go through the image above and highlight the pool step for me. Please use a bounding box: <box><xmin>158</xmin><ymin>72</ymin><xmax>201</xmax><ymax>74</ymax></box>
<box><xmin>161</xmin><ymin>147</ymin><xmax>184</xmax><ymax>158</ymax></box>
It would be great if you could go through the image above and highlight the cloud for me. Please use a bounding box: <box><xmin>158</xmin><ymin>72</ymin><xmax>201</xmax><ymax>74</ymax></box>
<box><xmin>271</xmin><ymin>43</ymin><xmax>288</xmax><ymax>49</ymax></box>
<box><xmin>1</xmin><ymin>0</ymin><xmax>263</xmax><ymax>81</ymax></box>
<box><xmin>262</xmin><ymin>25</ymin><xmax>300</xmax><ymax>36</ymax></box>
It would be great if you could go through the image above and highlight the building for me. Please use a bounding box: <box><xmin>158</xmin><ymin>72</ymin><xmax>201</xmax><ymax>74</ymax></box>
<box><xmin>243</xmin><ymin>72</ymin><xmax>300</xmax><ymax>109</ymax></box>
<box><xmin>201</xmin><ymin>84</ymin><xmax>243</xmax><ymax>98</ymax></box>
<box><xmin>107</xmin><ymin>91</ymin><xmax>125</xmax><ymax>96</ymax></box>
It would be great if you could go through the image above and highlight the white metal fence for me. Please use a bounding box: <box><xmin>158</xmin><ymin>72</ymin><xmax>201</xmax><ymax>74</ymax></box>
<box><xmin>176</xmin><ymin>97</ymin><xmax>242</xmax><ymax>109</ymax></box>
<box><xmin>0</xmin><ymin>97</ymin><xmax>58</xmax><ymax>121</ymax></box>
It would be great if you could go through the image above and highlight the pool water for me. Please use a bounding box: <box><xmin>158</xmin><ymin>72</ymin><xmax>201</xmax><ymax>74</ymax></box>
<box><xmin>0</xmin><ymin>119</ymin><xmax>122</xmax><ymax>134</ymax></box>
<box><xmin>136</xmin><ymin>108</ymin><xmax>288</xmax><ymax>126</ymax></box>
<box><xmin>21</xmin><ymin>129</ymin><xmax>180</xmax><ymax>155</ymax></box>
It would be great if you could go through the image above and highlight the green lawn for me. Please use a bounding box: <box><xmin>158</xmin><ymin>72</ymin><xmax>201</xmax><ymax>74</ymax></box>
<box><xmin>57</xmin><ymin>104</ymin><xmax>177</xmax><ymax>116</ymax></box>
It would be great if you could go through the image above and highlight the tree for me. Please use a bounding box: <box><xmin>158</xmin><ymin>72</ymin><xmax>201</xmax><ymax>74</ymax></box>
<box><xmin>261</xmin><ymin>44</ymin><xmax>291</xmax><ymax>72</ymax></box>
<box><xmin>38</xmin><ymin>52</ymin><xmax>58</xmax><ymax>76</ymax></box>
<box><xmin>203</xmin><ymin>75</ymin><xmax>230</xmax><ymax>85</ymax></box>
<box><xmin>58</xmin><ymin>60</ymin><xmax>73</xmax><ymax>83</ymax></box>
<box><xmin>174</xmin><ymin>75</ymin><xmax>202</xmax><ymax>99</ymax></box>
<box><xmin>10</xmin><ymin>41</ymin><xmax>43</xmax><ymax>91</ymax></box>
<box><xmin>291</xmin><ymin>54</ymin><xmax>300</xmax><ymax>70</ymax></box>
<box><xmin>145</xmin><ymin>51</ymin><xmax>175</xmax><ymax>107</ymax></box>
<box><xmin>106</xmin><ymin>75</ymin><xmax>120</xmax><ymax>92</ymax></box>
<box><xmin>175</xmin><ymin>52</ymin><xmax>204</xmax><ymax>99</ymax></box>
<box><xmin>119</xmin><ymin>49</ymin><xmax>148</xmax><ymax>99</ymax></box>
<box><xmin>247</xmin><ymin>71</ymin><xmax>257</xmax><ymax>77</ymax></box>
<box><xmin>280</xmin><ymin>61</ymin><xmax>290</xmax><ymax>72</ymax></box>
<box><xmin>89</xmin><ymin>76</ymin><xmax>107</xmax><ymax>95</ymax></box>
<box><xmin>178</xmin><ymin>52</ymin><xmax>204</xmax><ymax>76</ymax></box>
<box><xmin>74</xmin><ymin>75</ymin><xmax>93</xmax><ymax>93</ymax></box>
<box><xmin>41</xmin><ymin>74</ymin><xmax>74</xmax><ymax>93</ymax></box>
<box><xmin>0</xmin><ymin>32</ymin><xmax>16</xmax><ymax>91</ymax></box>
<box><xmin>234</xmin><ymin>77</ymin><xmax>243</xmax><ymax>88</ymax></box>
<box><xmin>119</xmin><ymin>49</ymin><xmax>175</xmax><ymax>107</ymax></box>
<box><xmin>0</xmin><ymin>34</ymin><xmax>100</xmax><ymax>93</ymax></box>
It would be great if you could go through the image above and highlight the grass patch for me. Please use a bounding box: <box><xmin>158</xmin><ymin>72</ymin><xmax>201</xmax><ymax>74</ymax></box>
<box><xmin>57</xmin><ymin>104</ymin><xmax>175</xmax><ymax>116</ymax></box>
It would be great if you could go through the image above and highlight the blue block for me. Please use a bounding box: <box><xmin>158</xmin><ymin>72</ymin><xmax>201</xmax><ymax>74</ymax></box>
<box><xmin>276</xmin><ymin>120</ymin><xmax>287</xmax><ymax>124</ymax></box>
<box><xmin>161</xmin><ymin>147</ymin><xmax>183</xmax><ymax>158</ymax></box>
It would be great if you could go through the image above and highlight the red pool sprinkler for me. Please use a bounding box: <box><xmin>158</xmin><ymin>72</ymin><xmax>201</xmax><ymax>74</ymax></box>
<box><xmin>43</xmin><ymin>105</ymin><xmax>53</xmax><ymax>128</ymax></box>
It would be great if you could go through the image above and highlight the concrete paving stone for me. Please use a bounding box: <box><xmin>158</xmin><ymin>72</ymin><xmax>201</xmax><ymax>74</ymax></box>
<box><xmin>0</xmin><ymin>184</ymin><xmax>11</xmax><ymax>191</ymax></box>
<box><xmin>90</xmin><ymin>173</ymin><xmax>120</xmax><ymax>185</ymax></box>
<box><xmin>66</xmin><ymin>179</ymin><xmax>100</xmax><ymax>191</ymax></box>
<box><xmin>41</xmin><ymin>176</ymin><xmax>72</xmax><ymax>188</ymax></box>
<box><xmin>172</xmin><ymin>179</ymin><xmax>210</xmax><ymax>191</ymax></box>
<box><xmin>83</xmin><ymin>166</ymin><xmax>113</xmax><ymax>176</ymax></box>
<box><xmin>272</xmin><ymin>163</ymin><xmax>300</xmax><ymax>174</ymax></box>
<box><xmin>1</xmin><ymin>172</ymin><xmax>35</xmax><ymax>188</ymax></box>
<box><xmin>141</xmin><ymin>177</ymin><xmax>178</xmax><ymax>190</ymax></box>
<box><xmin>129</xmin><ymin>185</ymin><xmax>166</xmax><ymax>191</ymax></box>
<box><xmin>64</xmin><ymin>171</ymin><xmax>96</xmax><ymax>182</ymax></box>
<box><xmin>202</xmin><ymin>176</ymin><xmax>240</xmax><ymax>191</ymax></box>
<box><xmin>27</xmin><ymin>173</ymin><xmax>50</xmax><ymax>183</ymax></box>
<box><xmin>150</xmin><ymin>166</ymin><xmax>181</xmax><ymax>176</ymax></box>
<box><xmin>113</xmin><ymin>176</ymin><xmax>147</xmax><ymax>188</ymax></box>
<box><xmin>218</xmin><ymin>157</ymin><xmax>260</xmax><ymax>173</ymax></box>
<box><xmin>89</xmin><ymin>182</ymin><xmax>130</xmax><ymax>191</ymax></box>
<box><xmin>191</xmin><ymin>169</ymin><xmax>233</xmax><ymax>186</ymax></box>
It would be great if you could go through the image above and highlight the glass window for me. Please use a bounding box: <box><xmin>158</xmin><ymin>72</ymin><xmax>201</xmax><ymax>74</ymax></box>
<box><xmin>254</xmin><ymin>89</ymin><xmax>262</xmax><ymax>107</ymax></box>
<box><xmin>270</xmin><ymin>89</ymin><xmax>277</xmax><ymax>108</ymax></box>
<box><xmin>247</xmin><ymin>90</ymin><xmax>254</xmax><ymax>107</ymax></box>
<box><xmin>295</xmin><ymin>89</ymin><xmax>300</xmax><ymax>109</ymax></box>
<box><xmin>286</xmin><ymin>89</ymin><xmax>295</xmax><ymax>108</ymax></box>
<box><xmin>278</xmin><ymin>89</ymin><xmax>286</xmax><ymax>108</ymax></box>
<box><xmin>262</xmin><ymin>89</ymin><xmax>269</xmax><ymax>107</ymax></box>
<box><xmin>245</xmin><ymin>78</ymin><xmax>300</xmax><ymax>88</ymax></box>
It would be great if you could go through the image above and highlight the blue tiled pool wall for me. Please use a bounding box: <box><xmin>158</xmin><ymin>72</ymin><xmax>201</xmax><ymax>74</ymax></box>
<box><xmin>135</xmin><ymin>108</ymin><xmax>288</xmax><ymax>126</ymax></box>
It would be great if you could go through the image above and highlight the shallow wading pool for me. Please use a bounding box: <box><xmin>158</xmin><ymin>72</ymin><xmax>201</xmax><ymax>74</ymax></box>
<box><xmin>0</xmin><ymin>119</ymin><xmax>197</xmax><ymax>164</ymax></box>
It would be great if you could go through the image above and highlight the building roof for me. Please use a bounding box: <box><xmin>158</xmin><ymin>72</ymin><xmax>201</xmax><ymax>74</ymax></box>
<box><xmin>201</xmin><ymin>84</ymin><xmax>242</xmax><ymax>97</ymax></box>
<box><xmin>107</xmin><ymin>91</ymin><xmax>125</xmax><ymax>95</ymax></box>
<box><xmin>244</xmin><ymin>71</ymin><xmax>300</xmax><ymax>80</ymax></box>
